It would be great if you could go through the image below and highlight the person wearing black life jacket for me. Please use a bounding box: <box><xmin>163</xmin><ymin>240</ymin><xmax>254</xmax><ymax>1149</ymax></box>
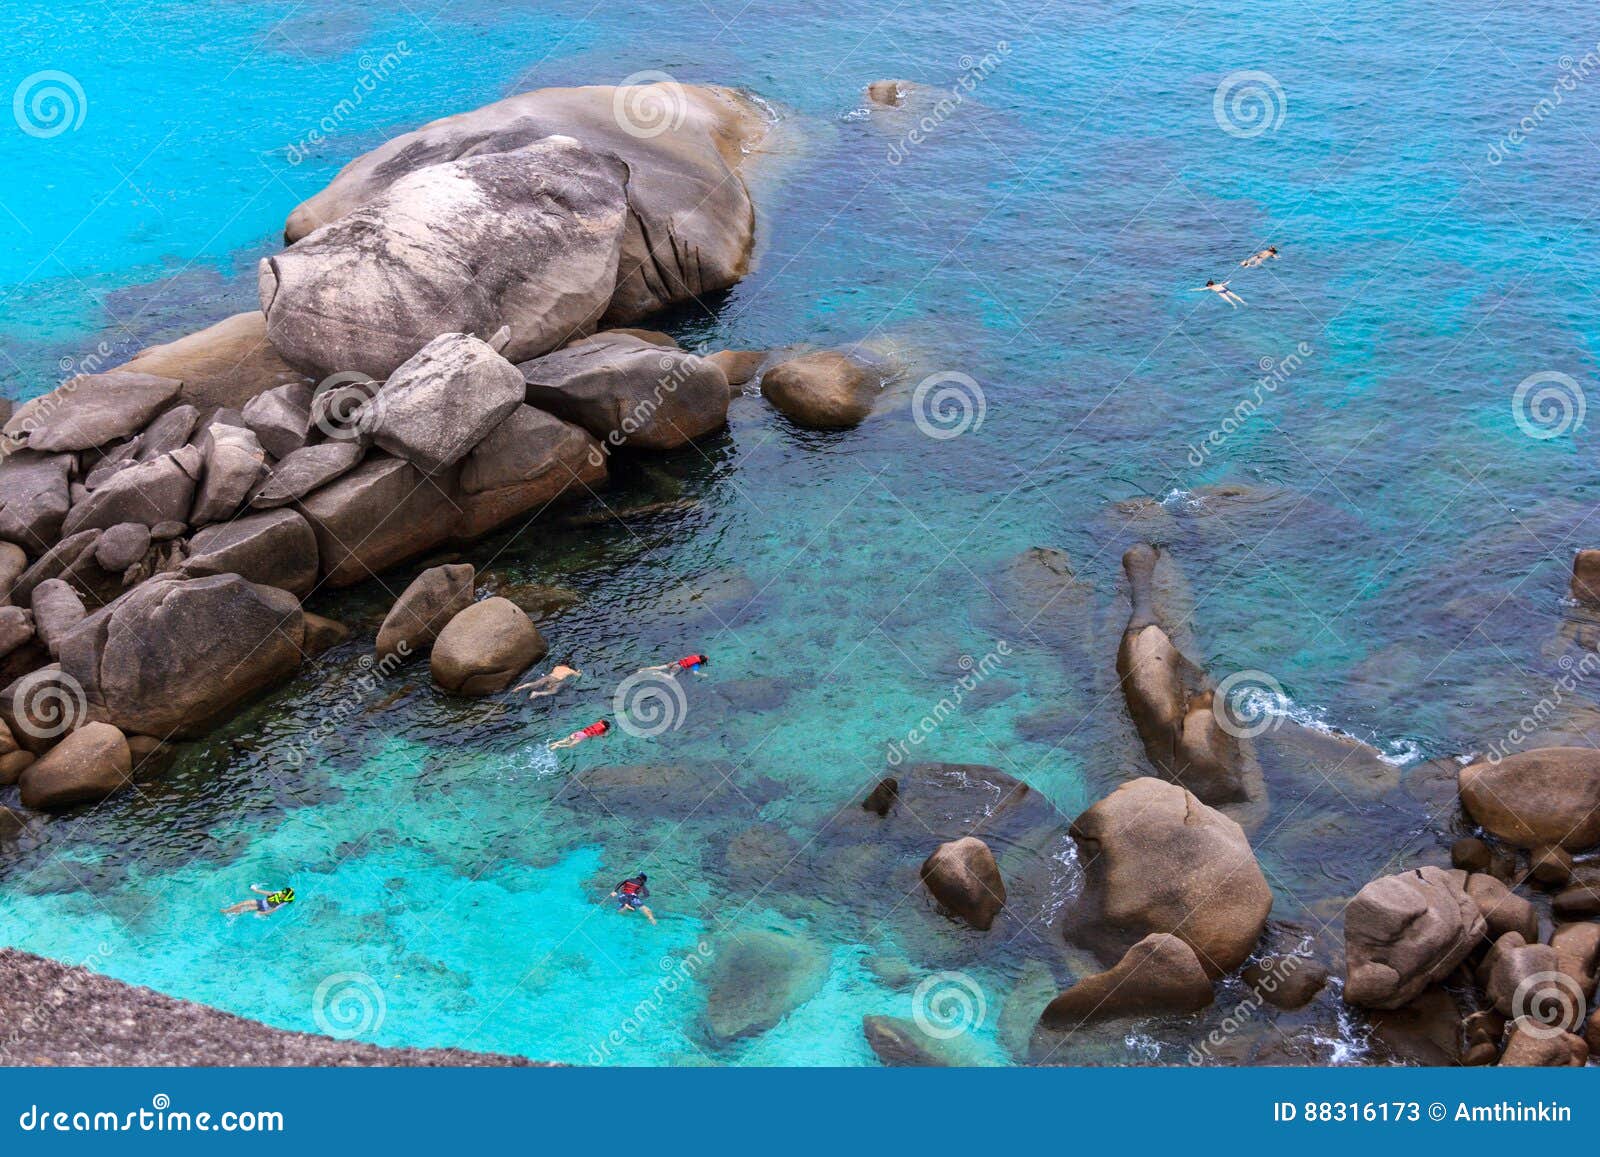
<box><xmin>222</xmin><ymin>883</ymin><xmax>295</xmax><ymax>918</ymax></box>
<box><xmin>640</xmin><ymin>652</ymin><xmax>710</xmax><ymax>677</ymax></box>
<box><xmin>610</xmin><ymin>873</ymin><xmax>656</xmax><ymax>925</ymax></box>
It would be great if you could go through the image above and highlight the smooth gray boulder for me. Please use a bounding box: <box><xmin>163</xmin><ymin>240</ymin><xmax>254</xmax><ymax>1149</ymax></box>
<box><xmin>181</xmin><ymin>509</ymin><xmax>319</xmax><ymax>598</ymax></box>
<box><xmin>61</xmin><ymin>446</ymin><xmax>202</xmax><ymax>536</ymax></box>
<box><xmin>280</xmin><ymin>83</ymin><xmax>764</xmax><ymax>324</ymax></box>
<box><xmin>375</xmin><ymin>563</ymin><xmax>475</xmax><ymax>660</ymax></box>
<box><xmin>55</xmin><ymin>574</ymin><xmax>307</xmax><ymax>738</ymax></box>
<box><xmin>0</xmin><ymin>451</ymin><xmax>73</xmax><ymax>552</ymax></box>
<box><xmin>119</xmin><ymin>312</ymin><xmax>310</xmax><ymax>413</ymax></box>
<box><xmin>429</xmin><ymin>597</ymin><xmax>545</xmax><ymax>695</ymax></box>
<box><xmin>18</xmin><ymin>721</ymin><xmax>131</xmax><ymax>811</ymax></box>
<box><xmin>241</xmin><ymin>382</ymin><xmax>313</xmax><ymax>460</ymax></box>
<box><xmin>1344</xmin><ymin>866</ymin><xmax>1486</xmax><ymax>1009</ymax></box>
<box><xmin>456</xmin><ymin>406</ymin><xmax>605</xmax><ymax>537</ymax></box>
<box><xmin>190</xmin><ymin>424</ymin><xmax>265</xmax><ymax>525</ymax></box>
<box><xmin>93</xmin><ymin>523</ymin><xmax>151</xmax><ymax>574</ymax></box>
<box><xmin>760</xmin><ymin>351</ymin><xmax>878</xmax><ymax>429</ymax></box>
<box><xmin>370</xmin><ymin>333</ymin><xmax>525</xmax><ymax>473</ymax></box>
<box><xmin>31</xmin><ymin>579</ymin><xmax>86</xmax><ymax>659</ymax></box>
<box><xmin>261</xmin><ymin>137</ymin><xmax>631</xmax><ymax>380</ymax></box>
<box><xmin>249</xmin><ymin>442</ymin><xmax>364</xmax><ymax>509</ymax></box>
<box><xmin>5</xmin><ymin>371</ymin><xmax>181</xmax><ymax>452</ymax></box>
<box><xmin>295</xmin><ymin>455</ymin><xmax>459</xmax><ymax>586</ymax></box>
<box><xmin>135</xmin><ymin>404</ymin><xmax>199</xmax><ymax>461</ymax></box>
<box><xmin>519</xmin><ymin>334</ymin><xmax>729</xmax><ymax>451</ymax></box>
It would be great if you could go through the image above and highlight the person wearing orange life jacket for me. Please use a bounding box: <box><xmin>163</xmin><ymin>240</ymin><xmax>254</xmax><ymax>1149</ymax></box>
<box><xmin>548</xmin><ymin>719</ymin><xmax>610</xmax><ymax>750</ymax></box>
<box><xmin>610</xmin><ymin>873</ymin><xmax>656</xmax><ymax>925</ymax></box>
<box><xmin>640</xmin><ymin>652</ymin><xmax>710</xmax><ymax>677</ymax></box>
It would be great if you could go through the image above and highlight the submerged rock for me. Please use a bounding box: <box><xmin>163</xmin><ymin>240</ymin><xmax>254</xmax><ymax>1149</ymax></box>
<box><xmin>701</xmin><ymin>927</ymin><xmax>827</xmax><ymax>1044</ymax></box>
<box><xmin>760</xmin><ymin>351</ymin><xmax>878</xmax><ymax>428</ymax></box>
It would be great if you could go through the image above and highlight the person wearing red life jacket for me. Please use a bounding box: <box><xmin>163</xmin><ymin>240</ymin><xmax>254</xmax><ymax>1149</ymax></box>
<box><xmin>548</xmin><ymin>718</ymin><xmax>610</xmax><ymax>750</ymax></box>
<box><xmin>610</xmin><ymin>873</ymin><xmax>656</xmax><ymax>925</ymax></box>
<box><xmin>640</xmin><ymin>652</ymin><xmax>710</xmax><ymax>677</ymax></box>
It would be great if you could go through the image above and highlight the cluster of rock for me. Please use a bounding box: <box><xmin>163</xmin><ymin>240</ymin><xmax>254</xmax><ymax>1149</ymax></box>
<box><xmin>1341</xmin><ymin>746</ymin><xmax>1600</xmax><ymax>1065</ymax></box>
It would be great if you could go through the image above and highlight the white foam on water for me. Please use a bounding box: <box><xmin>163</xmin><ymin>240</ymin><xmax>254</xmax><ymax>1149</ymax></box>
<box><xmin>1236</xmin><ymin>687</ymin><xmax>1423</xmax><ymax>766</ymax></box>
<box><xmin>1124</xmin><ymin>1028</ymin><xmax>1163</xmax><ymax>1061</ymax></box>
<box><xmin>503</xmin><ymin>743</ymin><xmax>562</xmax><ymax>779</ymax></box>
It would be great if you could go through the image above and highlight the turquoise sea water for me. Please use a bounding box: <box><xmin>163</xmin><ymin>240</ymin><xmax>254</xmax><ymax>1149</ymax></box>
<box><xmin>2</xmin><ymin>0</ymin><xmax>1599</xmax><ymax>1065</ymax></box>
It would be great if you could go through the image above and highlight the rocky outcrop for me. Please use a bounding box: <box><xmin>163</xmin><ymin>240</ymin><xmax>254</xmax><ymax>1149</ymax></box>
<box><xmin>1064</xmin><ymin>777</ymin><xmax>1271</xmax><ymax>976</ymax></box>
<box><xmin>17</xmin><ymin>721</ymin><xmax>131</xmax><ymax>810</ymax></box>
<box><xmin>518</xmin><ymin>334</ymin><xmax>729</xmax><ymax>451</ymax></box>
<box><xmin>370</xmin><ymin>333</ymin><xmax>526</xmax><ymax>473</ymax></box>
<box><xmin>261</xmin><ymin>138</ymin><xmax>631</xmax><ymax>380</ymax></box>
<box><xmin>56</xmin><ymin>574</ymin><xmax>307</xmax><ymax>738</ymax></box>
<box><xmin>296</xmin><ymin>456</ymin><xmax>460</xmax><ymax>586</ymax></box>
<box><xmin>4</xmin><ymin>371</ymin><xmax>181</xmax><ymax>453</ymax></box>
<box><xmin>181</xmin><ymin>510</ymin><xmax>320</xmax><ymax>598</ymax></box>
<box><xmin>280</xmin><ymin>83</ymin><xmax>765</xmax><ymax>325</ymax></box>
<box><xmin>1458</xmin><ymin>748</ymin><xmax>1600</xmax><ymax>850</ymax></box>
<box><xmin>61</xmin><ymin>446</ymin><xmax>203</xmax><ymax>537</ymax></box>
<box><xmin>759</xmin><ymin>351</ymin><xmax>878</xmax><ymax>428</ymax></box>
<box><xmin>0</xmin><ymin>451</ymin><xmax>73</xmax><ymax>552</ymax></box>
<box><xmin>249</xmin><ymin>442</ymin><xmax>363</xmax><ymax>509</ymax></box>
<box><xmin>429</xmin><ymin>597</ymin><xmax>545</xmax><ymax>695</ymax></box>
<box><xmin>119</xmin><ymin>312</ymin><xmax>310</xmax><ymax>412</ymax></box>
<box><xmin>920</xmin><ymin>835</ymin><xmax>1005</xmax><ymax>930</ymax></box>
<box><xmin>1040</xmin><ymin>933</ymin><xmax>1214</xmax><ymax>1027</ymax></box>
<box><xmin>1343</xmin><ymin>866</ymin><xmax>1485</xmax><ymax>1009</ymax></box>
<box><xmin>376</xmin><ymin>564</ymin><xmax>475</xmax><ymax>660</ymax></box>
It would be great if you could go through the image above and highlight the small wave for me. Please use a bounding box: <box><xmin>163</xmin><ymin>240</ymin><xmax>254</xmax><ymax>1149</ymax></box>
<box><xmin>503</xmin><ymin>744</ymin><xmax>561</xmax><ymax>779</ymax></box>
<box><xmin>1124</xmin><ymin>1029</ymin><xmax>1163</xmax><ymax>1061</ymax></box>
<box><xmin>838</xmin><ymin>106</ymin><xmax>871</xmax><ymax>122</ymax></box>
<box><xmin>1234</xmin><ymin>686</ymin><xmax>1421</xmax><ymax>765</ymax></box>
<box><xmin>1158</xmin><ymin>487</ymin><xmax>1201</xmax><ymax>512</ymax></box>
<box><xmin>1309</xmin><ymin>980</ymin><xmax>1371</xmax><ymax>1065</ymax></box>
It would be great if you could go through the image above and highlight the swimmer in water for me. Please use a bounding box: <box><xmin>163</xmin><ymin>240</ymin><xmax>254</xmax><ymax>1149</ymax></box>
<box><xmin>222</xmin><ymin>884</ymin><xmax>295</xmax><ymax>918</ymax></box>
<box><xmin>640</xmin><ymin>653</ymin><xmax>709</xmax><ymax>677</ymax></box>
<box><xmin>610</xmin><ymin>873</ymin><xmax>656</xmax><ymax>925</ymax></box>
<box><xmin>1240</xmin><ymin>245</ymin><xmax>1279</xmax><ymax>268</ymax></box>
<box><xmin>549</xmin><ymin>719</ymin><xmax>610</xmax><ymax>750</ymax></box>
<box><xmin>514</xmin><ymin>658</ymin><xmax>582</xmax><ymax>699</ymax></box>
<box><xmin>1190</xmin><ymin>279</ymin><xmax>1247</xmax><ymax>308</ymax></box>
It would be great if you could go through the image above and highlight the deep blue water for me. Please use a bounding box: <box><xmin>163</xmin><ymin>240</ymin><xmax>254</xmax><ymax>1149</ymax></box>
<box><xmin>1</xmin><ymin>0</ymin><xmax>1598</xmax><ymax>1065</ymax></box>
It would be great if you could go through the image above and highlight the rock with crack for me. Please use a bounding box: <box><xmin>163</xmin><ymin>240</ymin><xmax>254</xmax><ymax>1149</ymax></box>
<box><xmin>1343</xmin><ymin>866</ymin><xmax>1486</xmax><ymax>1009</ymax></box>
<box><xmin>61</xmin><ymin>446</ymin><xmax>203</xmax><ymax>537</ymax></box>
<box><xmin>1039</xmin><ymin>933</ymin><xmax>1214</xmax><ymax>1028</ymax></box>
<box><xmin>180</xmin><ymin>510</ymin><xmax>319</xmax><ymax>598</ymax></box>
<box><xmin>369</xmin><ymin>333</ymin><xmax>526</xmax><ymax>473</ymax></box>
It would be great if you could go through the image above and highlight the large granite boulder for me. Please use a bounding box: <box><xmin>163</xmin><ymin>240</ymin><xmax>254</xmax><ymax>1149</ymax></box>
<box><xmin>0</xmin><ymin>541</ymin><xmax>27</xmax><ymax>600</ymax></box>
<box><xmin>376</xmin><ymin>563</ymin><xmax>475</xmax><ymax>660</ymax></box>
<box><xmin>920</xmin><ymin>836</ymin><xmax>1005</xmax><ymax>930</ymax></box>
<box><xmin>17</xmin><ymin>721</ymin><xmax>131</xmax><ymax>811</ymax></box>
<box><xmin>280</xmin><ymin>83</ymin><xmax>765</xmax><ymax>324</ymax></box>
<box><xmin>135</xmin><ymin>404</ymin><xmax>199</xmax><ymax>461</ymax></box>
<box><xmin>295</xmin><ymin>455</ymin><xmax>459</xmax><ymax>586</ymax></box>
<box><xmin>759</xmin><ymin>351</ymin><xmax>878</xmax><ymax>429</ymax></box>
<box><xmin>429</xmin><ymin>597</ymin><xmax>545</xmax><ymax>695</ymax></box>
<box><xmin>456</xmin><ymin>406</ymin><xmax>605</xmax><ymax>537</ymax></box>
<box><xmin>241</xmin><ymin>381</ymin><xmax>313</xmax><ymax>460</ymax></box>
<box><xmin>249</xmin><ymin>442</ymin><xmax>363</xmax><ymax>509</ymax></box>
<box><xmin>119</xmin><ymin>311</ymin><xmax>310</xmax><ymax>412</ymax></box>
<box><xmin>1458</xmin><ymin>748</ymin><xmax>1600</xmax><ymax>850</ymax></box>
<box><xmin>518</xmin><ymin>334</ymin><xmax>729</xmax><ymax>451</ymax></box>
<box><xmin>180</xmin><ymin>510</ymin><xmax>319</xmax><ymax>598</ymax></box>
<box><xmin>61</xmin><ymin>446</ymin><xmax>203</xmax><ymax>536</ymax></box>
<box><xmin>701</xmin><ymin>927</ymin><xmax>827</xmax><ymax>1044</ymax></box>
<box><xmin>190</xmin><ymin>423</ymin><xmax>265</xmax><ymax>525</ymax></box>
<box><xmin>0</xmin><ymin>451</ymin><xmax>72</xmax><ymax>552</ymax></box>
<box><xmin>370</xmin><ymin>333</ymin><xmax>525</xmax><ymax>473</ymax></box>
<box><xmin>261</xmin><ymin>137</ymin><xmax>630</xmax><ymax>380</ymax></box>
<box><xmin>4</xmin><ymin>371</ymin><xmax>180</xmax><ymax>453</ymax></box>
<box><xmin>56</xmin><ymin>574</ymin><xmax>306</xmax><ymax>738</ymax></box>
<box><xmin>1343</xmin><ymin>866</ymin><xmax>1485</xmax><ymax>1009</ymax></box>
<box><xmin>93</xmin><ymin>523</ymin><xmax>151</xmax><ymax>573</ymax></box>
<box><xmin>30</xmin><ymin>580</ymin><xmax>86</xmax><ymax>659</ymax></box>
<box><xmin>1040</xmin><ymin>933</ymin><xmax>1214</xmax><ymax>1028</ymax></box>
<box><xmin>1065</xmin><ymin>777</ymin><xmax>1271</xmax><ymax>976</ymax></box>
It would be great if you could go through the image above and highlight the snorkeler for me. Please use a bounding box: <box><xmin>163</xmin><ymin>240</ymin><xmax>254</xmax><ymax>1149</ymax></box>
<box><xmin>640</xmin><ymin>653</ymin><xmax>710</xmax><ymax>677</ymax></box>
<box><xmin>222</xmin><ymin>884</ymin><xmax>295</xmax><ymax>917</ymax></box>
<box><xmin>610</xmin><ymin>873</ymin><xmax>656</xmax><ymax>925</ymax></box>
<box><xmin>1190</xmin><ymin>279</ymin><xmax>1247</xmax><ymax>307</ymax></box>
<box><xmin>549</xmin><ymin>719</ymin><xmax>610</xmax><ymax>749</ymax></box>
<box><xmin>513</xmin><ymin>658</ymin><xmax>582</xmax><ymax>699</ymax></box>
<box><xmin>1240</xmin><ymin>245</ymin><xmax>1279</xmax><ymax>268</ymax></box>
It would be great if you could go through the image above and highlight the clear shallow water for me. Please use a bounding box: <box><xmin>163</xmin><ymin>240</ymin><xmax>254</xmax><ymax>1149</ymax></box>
<box><xmin>2</xmin><ymin>0</ymin><xmax>1599</xmax><ymax>1064</ymax></box>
